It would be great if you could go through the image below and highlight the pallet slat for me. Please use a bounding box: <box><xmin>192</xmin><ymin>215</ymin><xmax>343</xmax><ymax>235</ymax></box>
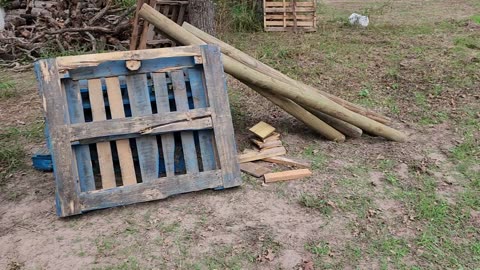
<box><xmin>88</xmin><ymin>79</ymin><xmax>117</xmax><ymax>189</ymax></box>
<box><xmin>152</xmin><ymin>72</ymin><xmax>176</xmax><ymax>177</ymax></box>
<box><xmin>126</xmin><ymin>74</ymin><xmax>160</xmax><ymax>182</ymax></box>
<box><xmin>105</xmin><ymin>77</ymin><xmax>137</xmax><ymax>186</ymax></box>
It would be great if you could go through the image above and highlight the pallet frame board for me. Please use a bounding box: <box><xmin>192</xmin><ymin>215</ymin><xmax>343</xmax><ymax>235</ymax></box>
<box><xmin>131</xmin><ymin>0</ymin><xmax>189</xmax><ymax>50</ymax></box>
<box><xmin>35</xmin><ymin>45</ymin><xmax>241</xmax><ymax>217</ymax></box>
<box><xmin>263</xmin><ymin>0</ymin><xmax>317</xmax><ymax>32</ymax></box>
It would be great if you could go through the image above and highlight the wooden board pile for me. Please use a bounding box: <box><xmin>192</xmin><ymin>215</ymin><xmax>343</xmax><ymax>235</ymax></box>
<box><xmin>0</xmin><ymin>0</ymin><xmax>134</xmax><ymax>66</ymax></box>
<box><xmin>238</xmin><ymin>122</ymin><xmax>313</xmax><ymax>183</ymax></box>
<box><xmin>138</xmin><ymin>5</ymin><xmax>407</xmax><ymax>144</ymax></box>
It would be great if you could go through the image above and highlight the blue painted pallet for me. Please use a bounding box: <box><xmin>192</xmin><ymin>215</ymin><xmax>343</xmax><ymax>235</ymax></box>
<box><xmin>34</xmin><ymin>45</ymin><xmax>241</xmax><ymax>217</ymax></box>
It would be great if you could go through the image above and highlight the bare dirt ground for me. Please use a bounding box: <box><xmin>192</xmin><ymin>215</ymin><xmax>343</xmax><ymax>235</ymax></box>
<box><xmin>1</xmin><ymin>0</ymin><xmax>479</xmax><ymax>269</ymax></box>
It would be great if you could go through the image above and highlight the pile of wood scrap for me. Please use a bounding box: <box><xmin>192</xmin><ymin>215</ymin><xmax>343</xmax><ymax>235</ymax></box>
<box><xmin>0</xmin><ymin>0</ymin><xmax>134</xmax><ymax>66</ymax></box>
<box><xmin>138</xmin><ymin>5</ymin><xmax>408</xmax><ymax>144</ymax></box>
<box><xmin>239</xmin><ymin>122</ymin><xmax>313</xmax><ymax>183</ymax></box>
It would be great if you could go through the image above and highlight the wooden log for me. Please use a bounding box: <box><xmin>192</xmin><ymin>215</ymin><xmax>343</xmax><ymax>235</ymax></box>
<box><xmin>264</xmin><ymin>169</ymin><xmax>312</xmax><ymax>183</ymax></box>
<box><xmin>240</xmin><ymin>162</ymin><xmax>272</xmax><ymax>177</ymax></box>
<box><xmin>136</xmin><ymin>4</ymin><xmax>344</xmax><ymax>142</ymax></box>
<box><xmin>138</xmin><ymin>5</ymin><xmax>406</xmax><ymax>142</ymax></box>
<box><xmin>248</xmin><ymin>83</ymin><xmax>346</xmax><ymax>142</ymax></box>
<box><xmin>308</xmin><ymin>109</ymin><xmax>363</xmax><ymax>138</ymax></box>
<box><xmin>238</xmin><ymin>146</ymin><xmax>286</xmax><ymax>163</ymax></box>
<box><xmin>262</xmin><ymin>156</ymin><xmax>311</xmax><ymax>168</ymax></box>
<box><xmin>181</xmin><ymin>22</ymin><xmax>391</xmax><ymax>125</ymax></box>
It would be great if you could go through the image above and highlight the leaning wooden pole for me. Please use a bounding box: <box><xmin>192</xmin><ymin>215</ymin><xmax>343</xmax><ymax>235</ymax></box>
<box><xmin>138</xmin><ymin>4</ymin><xmax>407</xmax><ymax>142</ymax></box>
<box><xmin>182</xmin><ymin>22</ymin><xmax>391</xmax><ymax>125</ymax></box>
<box><xmin>245</xmin><ymin>83</ymin><xmax>346</xmax><ymax>142</ymax></box>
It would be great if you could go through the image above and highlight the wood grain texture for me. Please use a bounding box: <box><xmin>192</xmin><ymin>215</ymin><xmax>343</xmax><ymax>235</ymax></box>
<box><xmin>240</xmin><ymin>162</ymin><xmax>271</xmax><ymax>177</ymax></box>
<box><xmin>152</xmin><ymin>72</ymin><xmax>176</xmax><ymax>177</ymax></box>
<box><xmin>201</xmin><ymin>45</ymin><xmax>241</xmax><ymax>188</ymax></box>
<box><xmin>64</xmin><ymin>79</ymin><xmax>95</xmax><ymax>192</ymax></box>
<box><xmin>188</xmin><ymin>68</ymin><xmax>216</xmax><ymax>171</ymax></box>
<box><xmin>262</xmin><ymin>156</ymin><xmax>311</xmax><ymax>168</ymax></box>
<box><xmin>105</xmin><ymin>77</ymin><xmax>137</xmax><ymax>186</ymax></box>
<box><xmin>126</xmin><ymin>74</ymin><xmax>159</xmax><ymax>182</ymax></box>
<box><xmin>79</xmin><ymin>170</ymin><xmax>223</xmax><ymax>213</ymax></box>
<box><xmin>249</xmin><ymin>121</ymin><xmax>275</xmax><ymax>139</ymax></box>
<box><xmin>264</xmin><ymin>169</ymin><xmax>312</xmax><ymax>183</ymax></box>
<box><xmin>35</xmin><ymin>59</ymin><xmax>81</xmax><ymax>217</ymax></box>
<box><xmin>238</xmin><ymin>146</ymin><xmax>286</xmax><ymax>163</ymax></box>
<box><xmin>69</xmin><ymin>107</ymin><xmax>213</xmax><ymax>143</ymax></box>
<box><xmin>171</xmin><ymin>70</ymin><xmax>199</xmax><ymax>173</ymax></box>
<box><xmin>88</xmin><ymin>78</ymin><xmax>116</xmax><ymax>189</ymax></box>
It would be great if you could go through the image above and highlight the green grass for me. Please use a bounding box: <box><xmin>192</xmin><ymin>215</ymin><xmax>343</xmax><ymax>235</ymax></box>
<box><xmin>472</xmin><ymin>14</ymin><xmax>480</xmax><ymax>24</ymax></box>
<box><xmin>299</xmin><ymin>193</ymin><xmax>333</xmax><ymax>215</ymax></box>
<box><xmin>302</xmin><ymin>145</ymin><xmax>327</xmax><ymax>170</ymax></box>
<box><xmin>0</xmin><ymin>79</ymin><xmax>16</xmax><ymax>100</ymax></box>
<box><xmin>305</xmin><ymin>240</ymin><xmax>330</xmax><ymax>256</ymax></box>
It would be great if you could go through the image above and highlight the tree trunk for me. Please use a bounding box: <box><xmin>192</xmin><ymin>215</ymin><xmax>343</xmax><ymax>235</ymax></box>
<box><xmin>187</xmin><ymin>0</ymin><xmax>215</xmax><ymax>35</ymax></box>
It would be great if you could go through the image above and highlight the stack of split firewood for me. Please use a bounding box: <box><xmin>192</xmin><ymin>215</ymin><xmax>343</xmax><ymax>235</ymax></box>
<box><xmin>0</xmin><ymin>0</ymin><xmax>134</xmax><ymax>66</ymax></box>
<box><xmin>238</xmin><ymin>122</ymin><xmax>313</xmax><ymax>183</ymax></box>
<box><xmin>137</xmin><ymin>5</ymin><xmax>407</xmax><ymax>144</ymax></box>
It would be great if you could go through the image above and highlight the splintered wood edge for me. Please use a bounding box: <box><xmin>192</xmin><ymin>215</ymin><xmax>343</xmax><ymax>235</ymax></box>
<box><xmin>264</xmin><ymin>169</ymin><xmax>312</xmax><ymax>183</ymax></box>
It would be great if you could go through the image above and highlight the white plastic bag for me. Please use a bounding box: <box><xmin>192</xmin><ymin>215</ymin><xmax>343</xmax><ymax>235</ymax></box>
<box><xmin>349</xmin><ymin>13</ymin><xmax>369</xmax><ymax>27</ymax></box>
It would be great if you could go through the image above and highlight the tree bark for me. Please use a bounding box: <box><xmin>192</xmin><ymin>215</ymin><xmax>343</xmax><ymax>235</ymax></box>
<box><xmin>187</xmin><ymin>0</ymin><xmax>215</xmax><ymax>35</ymax></box>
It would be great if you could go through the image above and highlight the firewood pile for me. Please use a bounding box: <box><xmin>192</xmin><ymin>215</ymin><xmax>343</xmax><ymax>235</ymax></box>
<box><xmin>0</xmin><ymin>0</ymin><xmax>135</xmax><ymax>68</ymax></box>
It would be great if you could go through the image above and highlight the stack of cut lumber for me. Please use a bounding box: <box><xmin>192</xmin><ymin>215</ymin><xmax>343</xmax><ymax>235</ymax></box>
<box><xmin>238</xmin><ymin>122</ymin><xmax>313</xmax><ymax>183</ymax></box>
<box><xmin>137</xmin><ymin>5</ymin><xmax>407</xmax><ymax>143</ymax></box>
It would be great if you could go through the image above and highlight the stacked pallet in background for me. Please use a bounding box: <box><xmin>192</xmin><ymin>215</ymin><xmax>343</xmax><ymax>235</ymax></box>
<box><xmin>263</xmin><ymin>0</ymin><xmax>317</xmax><ymax>32</ymax></box>
<box><xmin>34</xmin><ymin>45</ymin><xmax>241</xmax><ymax>217</ymax></box>
<box><xmin>130</xmin><ymin>0</ymin><xmax>189</xmax><ymax>49</ymax></box>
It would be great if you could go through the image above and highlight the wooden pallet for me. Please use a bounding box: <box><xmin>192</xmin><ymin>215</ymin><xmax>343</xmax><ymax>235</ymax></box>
<box><xmin>34</xmin><ymin>45</ymin><xmax>241</xmax><ymax>217</ymax></box>
<box><xmin>263</xmin><ymin>0</ymin><xmax>317</xmax><ymax>32</ymax></box>
<box><xmin>130</xmin><ymin>0</ymin><xmax>189</xmax><ymax>50</ymax></box>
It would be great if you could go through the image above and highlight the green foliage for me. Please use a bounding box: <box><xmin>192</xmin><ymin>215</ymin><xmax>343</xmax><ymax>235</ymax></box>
<box><xmin>358</xmin><ymin>88</ymin><xmax>370</xmax><ymax>97</ymax></box>
<box><xmin>302</xmin><ymin>146</ymin><xmax>327</xmax><ymax>169</ymax></box>
<box><xmin>454</xmin><ymin>36</ymin><xmax>480</xmax><ymax>50</ymax></box>
<box><xmin>113</xmin><ymin>0</ymin><xmax>136</xmax><ymax>8</ymax></box>
<box><xmin>0</xmin><ymin>0</ymin><xmax>11</xmax><ymax>8</ymax></box>
<box><xmin>216</xmin><ymin>0</ymin><xmax>261</xmax><ymax>32</ymax></box>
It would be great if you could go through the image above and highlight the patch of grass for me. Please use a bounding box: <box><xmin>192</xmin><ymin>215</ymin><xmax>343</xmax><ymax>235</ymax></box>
<box><xmin>0</xmin><ymin>142</ymin><xmax>25</xmax><ymax>184</ymax></box>
<box><xmin>305</xmin><ymin>240</ymin><xmax>330</xmax><ymax>256</ymax></box>
<box><xmin>472</xmin><ymin>14</ymin><xmax>480</xmax><ymax>24</ymax></box>
<box><xmin>371</xmin><ymin>236</ymin><xmax>410</xmax><ymax>268</ymax></box>
<box><xmin>95</xmin><ymin>257</ymin><xmax>140</xmax><ymax>270</ymax></box>
<box><xmin>419</xmin><ymin>111</ymin><xmax>449</xmax><ymax>125</ymax></box>
<box><xmin>414</xmin><ymin>92</ymin><xmax>428</xmax><ymax>107</ymax></box>
<box><xmin>0</xmin><ymin>79</ymin><xmax>16</xmax><ymax>100</ymax></box>
<box><xmin>454</xmin><ymin>36</ymin><xmax>480</xmax><ymax>50</ymax></box>
<box><xmin>113</xmin><ymin>0</ymin><xmax>136</xmax><ymax>8</ymax></box>
<box><xmin>302</xmin><ymin>146</ymin><xmax>327</xmax><ymax>170</ymax></box>
<box><xmin>201</xmin><ymin>245</ymin><xmax>255</xmax><ymax>270</ymax></box>
<box><xmin>299</xmin><ymin>193</ymin><xmax>333</xmax><ymax>215</ymax></box>
<box><xmin>95</xmin><ymin>236</ymin><xmax>116</xmax><ymax>257</ymax></box>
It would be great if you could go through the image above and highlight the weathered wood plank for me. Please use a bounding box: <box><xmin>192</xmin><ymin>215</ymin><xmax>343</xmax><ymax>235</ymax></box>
<box><xmin>69</xmin><ymin>108</ymin><xmax>213</xmax><ymax>142</ymax></box>
<box><xmin>249</xmin><ymin>121</ymin><xmax>275</xmax><ymax>139</ymax></box>
<box><xmin>79</xmin><ymin>170</ymin><xmax>223</xmax><ymax>211</ymax></box>
<box><xmin>171</xmin><ymin>70</ymin><xmax>199</xmax><ymax>173</ymax></box>
<box><xmin>238</xmin><ymin>146</ymin><xmax>286</xmax><ymax>163</ymax></box>
<box><xmin>262</xmin><ymin>156</ymin><xmax>311</xmax><ymax>168</ymax></box>
<box><xmin>88</xmin><ymin>78</ymin><xmax>116</xmax><ymax>189</ymax></box>
<box><xmin>188</xmin><ymin>68</ymin><xmax>216</xmax><ymax>171</ymax></box>
<box><xmin>35</xmin><ymin>59</ymin><xmax>81</xmax><ymax>217</ymax></box>
<box><xmin>64</xmin><ymin>79</ymin><xmax>95</xmax><ymax>192</ymax></box>
<box><xmin>152</xmin><ymin>72</ymin><xmax>176</xmax><ymax>177</ymax></box>
<box><xmin>66</xmin><ymin>56</ymin><xmax>196</xmax><ymax>81</ymax></box>
<box><xmin>264</xmin><ymin>169</ymin><xmax>312</xmax><ymax>183</ymax></box>
<box><xmin>126</xmin><ymin>74</ymin><xmax>159</xmax><ymax>182</ymax></box>
<box><xmin>56</xmin><ymin>45</ymin><xmax>202</xmax><ymax>71</ymax></box>
<box><xmin>105</xmin><ymin>77</ymin><xmax>137</xmax><ymax>186</ymax></box>
<box><xmin>251</xmin><ymin>138</ymin><xmax>283</xmax><ymax>149</ymax></box>
<box><xmin>240</xmin><ymin>162</ymin><xmax>271</xmax><ymax>178</ymax></box>
<box><xmin>201</xmin><ymin>46</ymin><xmax>241</xmax><ymax>188</ymax></box>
